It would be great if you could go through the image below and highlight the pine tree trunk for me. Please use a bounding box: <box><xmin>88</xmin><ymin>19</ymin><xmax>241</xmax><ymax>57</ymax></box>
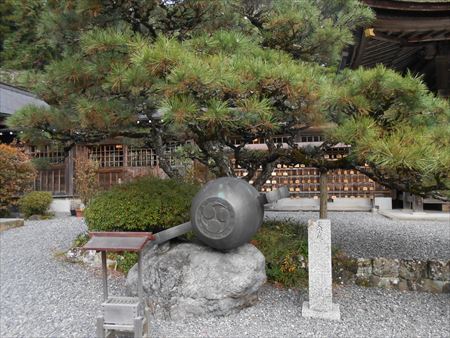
<box><xmin>319</xmin><ymin>169</ymin><xmax>328</xmax><ymax>219</ymax></box>
<box><xmin>253</xmin><ymin>162</ymin><xmax>276</xmax><ymax>190</ymax></box>
<box><xmin>199</xmin><ymin>141</ymin><xmax>235</xmax><ymax>177</ymax></box>
<box><xmin>148</xmin><ymin>130</ymin><xmax>183</xmax><ymax>180</ymax></box>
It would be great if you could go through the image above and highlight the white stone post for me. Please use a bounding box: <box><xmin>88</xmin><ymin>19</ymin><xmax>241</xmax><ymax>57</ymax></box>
<box><xmin>302</xmin><ymin>219</ymin><xmax>341</xmax><ymax>321</ymax></box>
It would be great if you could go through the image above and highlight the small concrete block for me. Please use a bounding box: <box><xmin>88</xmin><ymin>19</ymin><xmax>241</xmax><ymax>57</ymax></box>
<box><xmin>442</xmin><ymin>283</ymin><xmax>450</xmax><ymax>294</ymax></box>
<box><xmin>377</xmin><ymin>277</ymin><xmax>400</xmax><ymax>289</ymax></box>
<box><xmin>398</xmin><ymin>279</ymin><xmax>409</xmax><ymax>292</ymax></box>
<box><xmin>399</xmin><ymin>259</ymin><xmax>427</xmax><ymax>280</ymax></box>
<box><xmin>356</xmin><ymin>258</ymin><xmax>372</xmax><ymax>277</ymax></box>
<box><xmin>422</xmin><ymin>279</ymin><xmax>446</xmax><ymax>293</ymax></box>
<box><xmin>355</xmin><ymin>276</ymin><xmax>371</xmax><ymax>287</ymax></box>
<box><xmin>302</xmin><ymin>301</ymin><xmax>341</xmax><ymax>321</ymax></box>
<box><xmin>428</xmin><ymin>260</ymin><xmax>450</xmax><ymax>281</ymax></box>
<box><xmin>369</xmin><ymin>275</ymin><xmax>380</xmax><ymax>287</ymax></box>
<box><xmin>373</xmin><ymin>258</ymin><xmax>399</xmax><ymax>277</ymax></box>
<box><xmin>407</xmin><ymin>279</ymin><xmax>426</xmax><ymax>292</ymax></box>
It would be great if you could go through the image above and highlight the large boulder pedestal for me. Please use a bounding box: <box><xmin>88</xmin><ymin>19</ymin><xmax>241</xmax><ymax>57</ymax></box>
<box><xmin>126</xmin><ymin>242</ymin><xmax>266</xmax><ymax>320</ymax></box>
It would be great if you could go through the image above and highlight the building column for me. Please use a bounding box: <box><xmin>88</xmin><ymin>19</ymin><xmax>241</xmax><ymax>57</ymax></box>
<box><xmin>435</xmin><ymin>42</ymin><xmax>449</xmax><ymax>97</ymax></box>
<box><xmin>65</xmin><ymin>148</ymin><xmax>75</xmax><ymax>196</ymax></box>
<box><xmin>412</xmin><ymin>195</ymin><xmax>424</xmax><ymax>213</ymax></box>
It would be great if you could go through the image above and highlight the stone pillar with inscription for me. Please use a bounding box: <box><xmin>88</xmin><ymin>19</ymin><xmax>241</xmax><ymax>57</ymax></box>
<box><xmin>302</xmin><ymin>219</ymin><xmax>341</xmax><ymax>321</ymax></box>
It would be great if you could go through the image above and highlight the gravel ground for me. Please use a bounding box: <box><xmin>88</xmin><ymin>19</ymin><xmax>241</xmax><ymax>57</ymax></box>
<box><xmin>150</xmin><ymin>285</ymin><xmax>449</xmax><ymax>338</ymax></box>
<box><xmin>0</xmin><ymin>217</ymin><xmax>127</xmax><ymax>337</ymax></box>
<box><xmin>1</xmin><ymin>214</ymin><xmax>449</xmax><ymax>337</ymax></box>
<box><xmin>266</xmin><ymin>211</ymin><xmax>450</xmax><ymax>260</ymax></box>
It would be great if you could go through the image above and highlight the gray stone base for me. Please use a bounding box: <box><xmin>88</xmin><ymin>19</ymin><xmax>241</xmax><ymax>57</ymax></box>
<box><xmin>378</xmin><ymin>209</ymin><xmax>449</xmax><ymax>222</ymax></box>
<box><xmin>302</xmin><ymin>301</ymin><xmax>341</xmax><ymax>321</ymax></box>
<box><xmin>127</xmin><ymin>242</ymin><xmax>267</xmax><ymax>320</ymax></box>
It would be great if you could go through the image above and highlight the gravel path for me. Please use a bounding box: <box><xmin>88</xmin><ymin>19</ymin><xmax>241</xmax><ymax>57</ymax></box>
<box><xmin>0</xmin><ymin>217</ymin><xmax>126</xmax><ymax>337</ymax></box>
<box><xmin>1</xmin><ymin>214</ymin><xmax>449</xmax><ymax>337</ymax></box>
<box><xmin>150</xmin><ymin>285</ymin><xmax>449</xmax><ymax>338</ymax></box>
<box><xmin>266</xmin><ymin>211</ymin><xmax>450</xmax><ymax>260</ymax></box>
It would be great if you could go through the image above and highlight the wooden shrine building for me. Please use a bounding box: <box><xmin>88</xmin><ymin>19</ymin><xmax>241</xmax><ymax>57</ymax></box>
<box><xmin>341</xmin><ymin>0</ymin><xmax>450</xmax><ymax>97</ymax></box>
<box><xmin>1</xmin><ymin>0</ymin><xmax>449</xmax><ymax>210</ymax></box>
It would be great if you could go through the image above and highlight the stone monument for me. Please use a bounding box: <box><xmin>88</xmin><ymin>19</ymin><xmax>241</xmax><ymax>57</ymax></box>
<box><xmin>127</xmin><ymin>241</ymin><xmax>266</xmax><ymax>319</ymax></box>
<box><xmin>302</xmin><ymin>219</ymin><xmax>341</xmax><ymax>321</ymax></box>
<box><xmin>126</xmin><ymin>177</ymin><xmax>289</xmax><ymax>319</ymax></box>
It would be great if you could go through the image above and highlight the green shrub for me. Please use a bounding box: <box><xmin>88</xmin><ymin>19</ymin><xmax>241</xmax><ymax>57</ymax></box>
<box><xmin>18</xmin><ymin>191</ymin><xmax>53</xmax><ymax>217</ymax></box>
<box><xmin>72</xmin><ymin>232</ymin><xmax>90</xmax><ymax>248</ymax></box>
<box><xmin>252</xmin><ymin>219</ymin><xmax>308</xmax><ymax>288</ymax></box>
<box><xmin>84</xmin><ymin>176</ymin><xmax>199</xmax><ymax>232</ymax></box>
<box><xmin>0</xmin><ymin>144</ymin><xmax>36</xmax><ymax>216</ymax></box>
<box><xmin>115</xmin><ymin>252</ymin><xmax>138</xmax><ymax>274</ymax></box>
<box><xmin>74</xmin><ymin>157</ymin><xmax>99</xmax><ymax>207</ymax></box>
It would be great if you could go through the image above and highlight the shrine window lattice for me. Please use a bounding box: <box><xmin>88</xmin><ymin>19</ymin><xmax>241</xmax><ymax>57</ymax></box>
<box><xmin>89</xmin><ymin>145</ymin><xmax>124</xmax><ymax>168</ymax></box>
<box><xmin>127</xmin><ymin>147</ymin><xmax>158</xmax><ymax>167</ymax></box>
<box><xmin>230</xmin><ymin>135</ymin><xmax>324</xmax><ymax>145</ymax></box>
<box><xmin>88</xmin><ymin>143</ymin><xmax>183</xmax><ymax>168</ymax></box>
<box><xmin>29</xmin><ymin>145</ymin><xmax>65</xmax><ymax>164</ymax></box>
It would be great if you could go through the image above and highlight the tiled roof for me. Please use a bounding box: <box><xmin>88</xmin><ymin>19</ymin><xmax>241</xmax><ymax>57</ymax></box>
<box><xmin>0</xmin><ymin>82</ymin><xmax>49</xmax><ymax>117</ymax></box>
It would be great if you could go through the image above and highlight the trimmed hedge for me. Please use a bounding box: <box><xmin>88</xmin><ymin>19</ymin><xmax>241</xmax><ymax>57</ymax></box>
<box><xmin>19</xmin><ymin>191</ymin><xmax>53</xmax><ymax>218</ymax></box>
<box><xmin>84</xmin><ymin>177</ymin><xmax>199</xmax><ymax>232</ymax></box>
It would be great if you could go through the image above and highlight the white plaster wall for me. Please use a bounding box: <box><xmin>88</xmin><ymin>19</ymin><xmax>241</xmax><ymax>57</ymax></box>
<box><xmin>268</xmin><ymin>198</ymin><xmax>372</xmax><ymax>211</ymax></box>
<box><xmin>374</xmin><ymin>197</ymin><xmax>392</xmax><ymax>210</ymax></box>
<box><xmin>328</xmin><ymin>198</ymin><xmax>372</xmax><ymax>211</ymax></box>
<box><xmin>49</xmin><ymin>199</ymin><xmax>71</xmax><ymax>213</ymax></box>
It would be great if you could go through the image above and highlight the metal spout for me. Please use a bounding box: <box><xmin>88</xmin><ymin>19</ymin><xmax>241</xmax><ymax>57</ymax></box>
<box><xmin>263</xmin><ymin>186</ymin><xmax>290</xmax><ymax>204</ymax></box>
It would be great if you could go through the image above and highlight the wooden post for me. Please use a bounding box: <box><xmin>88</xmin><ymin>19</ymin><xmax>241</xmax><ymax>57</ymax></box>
<box><xmin>403</xmin><ymin>192</ymin><xmax>412</xmax><ymax>210</ymax></box>
<box><xmin>101</xmin><ymin>251</ymin><xmax>108</xmax><ymax>301</ymax></box>
<box><xmin>65</xmin><ymin>148</ymin><xmax>74</xmax><ymax>196</ymax></box>
<box><xmin>319</xmin><ymin>170</ymin><xmax>328</xmax><ymax>219</ymax></box>
<box><xmin>138</xmin><ymin>251</ymin><xmax>143</xmax><ymax>303</ymax></box>
<box><xmin>68</xmin><ymin>148</ymin><xmax>74</xmax><ymax>196</ymax></box>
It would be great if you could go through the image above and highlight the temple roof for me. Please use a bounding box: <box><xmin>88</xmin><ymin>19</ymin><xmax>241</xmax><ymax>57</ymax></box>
<box><xmin>0</xmin><ymin>82</ymin><xmax>49</xmax><ymax>117</ymax></box>
<box><xmin>342</xmin><ymin>0</ymin><xmax>450</xmax><ymax>96</ymax></box>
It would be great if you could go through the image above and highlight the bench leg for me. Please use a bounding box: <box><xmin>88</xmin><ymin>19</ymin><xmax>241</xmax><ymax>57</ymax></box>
<box><xmin>134</xmin><ymin>317</ymin><xmax>143</xmax><ymax>338</ymax></box>
<box><xmin>143</xmin><ymin>306</ymin><xmax>149</xmax><ymax>337</ymax></box>
<box><xmin>142</xmin><ymin>317</ymin><xmax>149</xmax><ymax>338</ymax></box>
<box><xmin>96</xmin><ymin>316</ymin><xmax>105</xmax><ymax>338</ymax></box>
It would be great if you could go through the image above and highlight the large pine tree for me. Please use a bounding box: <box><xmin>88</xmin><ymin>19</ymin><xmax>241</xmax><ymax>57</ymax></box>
<box><xmin>5</xmin><ymin>0</ymin><xmax>450</xmax><ymax>206</ymax></box>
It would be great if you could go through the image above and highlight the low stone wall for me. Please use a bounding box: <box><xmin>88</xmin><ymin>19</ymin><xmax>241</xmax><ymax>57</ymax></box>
<box><xmin>0</xmin><ymin>218</ymin><xmax>24</xmax><ymax>232</ymax></box>
<box><xmin>334</xmin><ymin>255</ymin><xmax>450</xmax><ymax>293</ymax></box>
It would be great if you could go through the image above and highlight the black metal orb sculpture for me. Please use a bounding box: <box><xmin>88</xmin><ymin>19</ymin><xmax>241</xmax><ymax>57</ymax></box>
<box><xmin>153</xmin><ymin>177</ymin><xmax>289</xmax><ymax>251</ymax></box>
<box><xmin>190</xmin><ymin>177</ymin><xmax>264</xmax><ymax>250</ymax></box>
